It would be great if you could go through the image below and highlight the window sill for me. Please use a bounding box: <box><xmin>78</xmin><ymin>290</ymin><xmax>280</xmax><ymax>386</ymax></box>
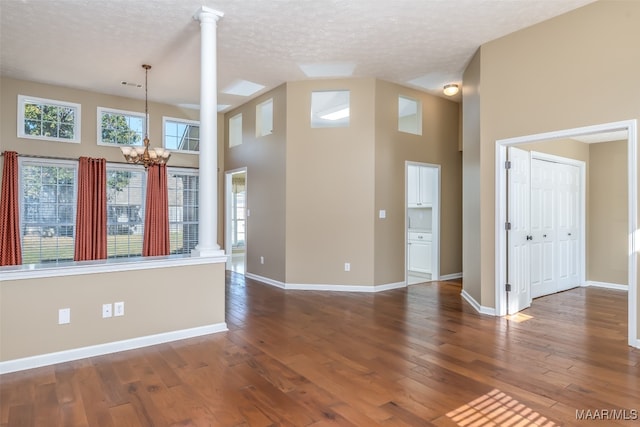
<box><xmin>0</xmin><ymin>254</ymin><xmax>227</xmax><ymax>282</ymax></box>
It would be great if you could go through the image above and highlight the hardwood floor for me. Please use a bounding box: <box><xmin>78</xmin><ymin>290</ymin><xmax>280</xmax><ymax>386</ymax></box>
<box><xmin>1</xmin><ymin>273</ymin><xmax>639</xmax><ymax>426</ymax></box>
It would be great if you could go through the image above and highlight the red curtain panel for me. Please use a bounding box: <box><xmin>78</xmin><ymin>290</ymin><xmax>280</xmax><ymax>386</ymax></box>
<box><xmin>143</xmin><ymin>164</ymin><xmax>170</xmax><ymax>256</ymax></box>
<box><xmin>0</xmin><ymin>151</ymin><xmax>22</xmax><ymax>266</ymax></box>
<box><xmin>74</xmin><ymin>157</ymin><xmax>107</xmax><ymax>261</ymax></box>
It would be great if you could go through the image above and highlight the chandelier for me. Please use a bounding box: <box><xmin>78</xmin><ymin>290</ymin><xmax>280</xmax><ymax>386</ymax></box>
<box><xmin>121</xmin><ymin>64</ymin><xmax>171</xmax><ymax>169</ymax></box>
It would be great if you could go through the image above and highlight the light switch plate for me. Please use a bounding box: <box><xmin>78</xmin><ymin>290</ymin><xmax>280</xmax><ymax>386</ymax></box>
<box><xmin>58</xmin><ymin>308</ymin><xmax>70</xmax><ymax>325</ymax></box>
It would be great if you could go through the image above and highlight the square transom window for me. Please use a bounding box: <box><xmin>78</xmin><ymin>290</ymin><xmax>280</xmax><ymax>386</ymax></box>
<box><xmin>311</xmin><ymin>90</ymin><xmax>350</xmax><ymax>128</ymax></box>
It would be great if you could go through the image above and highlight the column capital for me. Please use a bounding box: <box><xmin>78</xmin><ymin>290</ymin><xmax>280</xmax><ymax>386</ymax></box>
<box><xmin>194</xmin><ymin>6</ymin><xmax>224</xmax><ymax>23</ymax></box>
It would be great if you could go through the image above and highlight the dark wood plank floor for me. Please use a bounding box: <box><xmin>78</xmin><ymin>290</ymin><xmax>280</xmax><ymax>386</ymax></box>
<box><xmin>1</xmin><ymin>273</ymin><xmax>639</xmax><ymax>426</ymax></box>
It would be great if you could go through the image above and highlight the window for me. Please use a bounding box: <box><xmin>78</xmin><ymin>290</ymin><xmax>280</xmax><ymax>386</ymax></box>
<box><xmin>20</xmin><ymin>159</ymin><xmax>77</xmax><ymax>264</ymax></box>
<box><xmin>98</xmin><ymin>107</ymin><xmax>145</xmax><ymax>146</ymax></box>
<box><xmin>164</xmin><ymin>117</ymin><xmax>199</xmax><ymax>153</ymax></box>
<box><xmin>398</xmin><ymin>96</ymin><xmax>422</xmax><ymax>135</ymax></box>
<box><xmin>256</xmin><ymin>98</ymin><xmax>273</xmax><ymax>137</ymax></box>
<box><xmin>229</xmin><ymin>113</ymin><xmax>243</xmax><ymax>147</ymax></box>
<box><xmin>18</xmin><ymin>95</ymin><xmax>81</xmax><ymax>143</ymax></box>
<box><xmin>14</xmin><ymin>158</ymin><xmax>202</xmax><ymax>265</ymax></box>
<box><xmin>106</xmin><ymin>165</ymin><xmax>145</xmax><ymax>258</ymax></box>
<box><xmin>311</xmin><ymin>90</ymin><xmax>350</xmax><ymax>128</ymax></box>
<box><xmin>231</xmin><ymin>180</ymin><xmax>246</xmax><ymax>248</ymax></box>
<box><xmin>168</xmin><ymin>170</ymin><xmax>199</xmax><ymax>254</ymax></box>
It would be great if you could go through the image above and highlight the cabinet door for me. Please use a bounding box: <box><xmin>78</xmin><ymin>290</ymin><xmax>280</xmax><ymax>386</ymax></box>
<box><xmin>408</xmin><ymin>242</ymin><xmax>431</xmax><ymax>273</ymax></box>
<box><xmin>407</xmin><ymin>165</ymin><xmax>420</xmax><ymax>206</ymax></box>
<box><xmin>419</xmin><ymin>167</ymin><xmax>433</xmax><ymax>205</ymax></box>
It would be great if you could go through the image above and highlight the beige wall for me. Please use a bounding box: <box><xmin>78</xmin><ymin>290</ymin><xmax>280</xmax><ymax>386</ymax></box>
<box><xmin>224</xmin><ymin>85</ymin><xmax>287</xmax><ymax>282</ymax></box>
<box><xmin>462</xmin><ymin>49</ymin><xmax>482</xmax><ymax>301</ymax></box>
<box><xmin>465</xmin><ymin>1</ymin><xmax>639</xmax><ymax>337</ymax></box>
<box><xmin>225</xmin><ymin>78</ymin><xmax>461</xmax><ymax>287</ymax></box>
<box><xmin>374</xmin><ymin>80</ymin><xmax>461</xmax><ymax>284</ymax></box>
<box><xmin>589</xmin><ymin>140</ymin><xmax>628</xmax><ymax>285</ymax></box>
<box><xmin>1</xmin><ymin>262</ymin><xmax>226</xmax><ymax>361</ymax></box>
<box><xmin>286</xmin><ymin>79</ymin><xmax>376</xmax><ymax>285</ymax></box>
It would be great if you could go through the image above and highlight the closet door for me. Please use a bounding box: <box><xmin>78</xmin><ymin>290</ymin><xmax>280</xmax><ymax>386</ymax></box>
<box><xmin>556</xmin><ymin>163</ymin><xmax>581</xmax><ymax>291</ymax></box>
<box><xmin>530</xmin><ymin>159</ymin><xmax>556</xmax><ymax>298</ymax></box>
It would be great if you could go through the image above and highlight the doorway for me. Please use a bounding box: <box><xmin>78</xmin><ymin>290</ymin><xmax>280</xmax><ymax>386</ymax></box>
<box><xmin>495</xmin><ymin>120</ymin><xmax>638</xmax><ymax>347</ymax></box>
<box><xmin>406</xmin><ymin>162</ymin><xmax>440</xmax><ymax>284</ymax></box>
<box><xmin>225</xmin><ymin>168</ymin><xmax>247</xmax><ymax>274</ymax></box>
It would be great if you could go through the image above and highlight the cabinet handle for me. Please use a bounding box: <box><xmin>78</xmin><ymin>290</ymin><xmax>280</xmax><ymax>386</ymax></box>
<box><xmin>543</xmin><ymin>234</ymin><xmax>547</xmax><ymax>238</ymax></box>
<box><xmin>568</xmin><ymin>233</ymin><xmax>572</xmax><ymax>236</ymax></box>
<box><xmin>418</xmin><ymin>235</ymin><xmax>423</xmax><ymax>239</ymax></box>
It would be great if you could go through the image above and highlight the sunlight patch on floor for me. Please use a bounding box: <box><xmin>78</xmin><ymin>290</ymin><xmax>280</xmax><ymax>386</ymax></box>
<box><xmin>505</xmin><ymin>313</ymin><xmax>534</xmax><ymax>323</ymax></box>
<box><xmin>446</xmin><ymin>389</ymin><xmax>558</xmax><ymax>426</ymax></box>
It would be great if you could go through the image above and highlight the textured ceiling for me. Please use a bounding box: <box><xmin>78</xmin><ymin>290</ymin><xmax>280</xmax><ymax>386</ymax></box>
<box><xmin>0</xmin><ymin>0</ymin><xmax>594</xmax><ymax>111</ymax></box>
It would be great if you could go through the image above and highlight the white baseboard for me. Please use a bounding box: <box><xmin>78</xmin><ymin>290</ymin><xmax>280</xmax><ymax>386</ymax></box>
<box><xmin>245</xmin><ymin>273</ymin><xmax>405</xmax><ymax>293</ymax></box>
<box><xmin>0</xmin><ymin>322</ymin><xmax>228</xmax><ymax>375</ymax></box>
<box><xmin>584</xmin><ymin>281</ymin><xmax>628</xmax><ymax>291</ymax></box>
<box><xmin>461</xmin><ymin>289</ymin><xmax>496</xmax><ymax>316</ymax></box>
<box><xmin>440</xmin><ymin>272</ymin><xmax>463</xmax><ymax>281</ymax></box>
<box><xmin>245</xmin><ymin>273</ymin><xmax>285</xmax><ymax>288</ymax></box>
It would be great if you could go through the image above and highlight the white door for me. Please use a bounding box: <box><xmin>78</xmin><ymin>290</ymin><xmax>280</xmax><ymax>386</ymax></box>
<box><xmin>556</xmin><ymin>163</ymin><xmax>581</xmax><ymax>291</ymax></box>
<box><xmin>507</xmin><ymin>147</ymin><xmax>532</xmax><ymax>314</ymax></box>
<box><xmin>530</xmin><ymin>159</ymin><xmax>557</xmax><ymax>298</ymax></box>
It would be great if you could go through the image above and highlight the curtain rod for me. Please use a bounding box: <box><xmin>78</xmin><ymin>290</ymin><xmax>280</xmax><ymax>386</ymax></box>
<box><xmin>1</xmin><ymin>152</ymin><xmax>199</xmax><ymax>170</ymax></box>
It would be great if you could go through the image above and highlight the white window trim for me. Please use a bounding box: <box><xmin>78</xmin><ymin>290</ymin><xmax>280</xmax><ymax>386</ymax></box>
<box><xmin>97</xmin><ymin>106</ymin><xmax>146</xmax><ymax>147</ymax></box>
<box><xmin>162</xmin><ymin>116</ymin><xmax>200</xmax><ymax>154</ymax></box>
<box><xmin>18</xmin><ymin>95</ymin><xmax>81</xmax><ymax>143</ymax></box>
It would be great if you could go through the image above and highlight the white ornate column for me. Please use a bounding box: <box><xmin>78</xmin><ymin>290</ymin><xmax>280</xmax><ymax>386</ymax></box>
<box><xmin>192</xmin><ymin>6</ymin><xmax>224</xmax><ymax>257</ymax></box>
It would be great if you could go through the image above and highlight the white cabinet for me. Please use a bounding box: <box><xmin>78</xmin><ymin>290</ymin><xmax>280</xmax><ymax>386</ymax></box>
<box><xmin>407</xmin><ymin>165</ymin><xmax>433</xmax><ymax>207</ymax></box>
<box><xmin>408</xmin><ymin>232</ymin><xmax>431</xmax><ymax>274</ymax></box>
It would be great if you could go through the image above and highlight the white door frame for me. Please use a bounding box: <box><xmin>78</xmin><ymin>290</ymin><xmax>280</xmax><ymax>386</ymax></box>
<box><xmin>225</xmin><ymin>167</ymin><xmax>247</xmax><ymax>272</ymax></box>
<box><xmin>495</xmin><ymin>120</ymin><xmax>638</xmax><ymax>348</ymax></box>
<box><xmin>405</xmin><ymin>161</ymin><xmax>441</xmax><ymax>282</ymax></box>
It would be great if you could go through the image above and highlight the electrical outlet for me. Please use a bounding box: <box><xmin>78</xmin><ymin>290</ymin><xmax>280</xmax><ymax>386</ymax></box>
<box><xmin>114</xmin><ymin>301</ymin><xmax>125</xmax><ymax>317</ymax></box>
<box><xmin>58</xmin><ymin>308</ymin><xmax>70</xmax><ymax>325</ymax></box>
<box><xmin>344</xmin><ymin>262</ymin><xmax>351</xmax><ymax>272</ymax></box>
<box><xmin>379</xmin><ymin>209</ymin><xmax>386</xmax><ymax>219</ymax></box>
<box><xmin>102</xmin><ymin>303</ymin><xmax>113</xmax><ymax>318</ymax></box>
<box><xmin>260</xmin><ymin>256</ymin><xmax>264</xmax><ymax>264</ymax></box>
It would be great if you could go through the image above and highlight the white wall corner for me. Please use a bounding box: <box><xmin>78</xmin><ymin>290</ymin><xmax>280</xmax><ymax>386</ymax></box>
<box><xmin>461</xmin><ymin>289</ymin><xmax>496</xmax><ymax>316</ymax></box>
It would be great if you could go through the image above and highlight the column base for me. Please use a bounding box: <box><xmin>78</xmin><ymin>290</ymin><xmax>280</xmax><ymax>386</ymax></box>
<box><xmin>191</xmin><ymin>247</ymin><xmax>226</xmax><ymax>258</ymax></box>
